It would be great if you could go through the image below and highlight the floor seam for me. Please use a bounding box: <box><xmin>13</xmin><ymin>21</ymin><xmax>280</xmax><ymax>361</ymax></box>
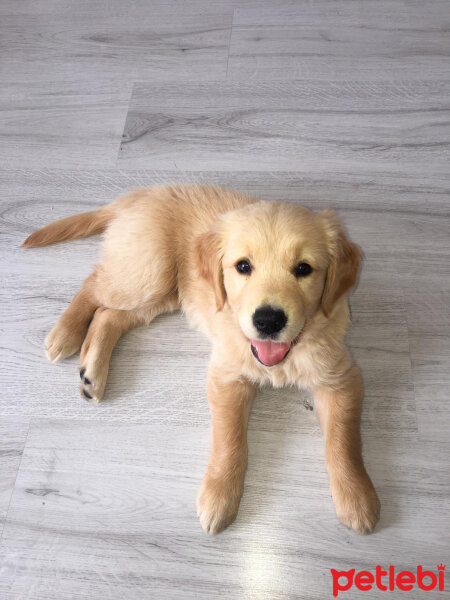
<box><xmin>225</xmin><ymin>9</ymin><xmax>236</xmax><ymax>80</ymax></box>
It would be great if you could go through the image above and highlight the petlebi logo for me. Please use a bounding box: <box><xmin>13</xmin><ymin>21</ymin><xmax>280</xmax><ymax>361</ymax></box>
<box><xmin>331</xmin><ymin>564</ymin><xmax>445</xmax><ymax>597</ymax></box>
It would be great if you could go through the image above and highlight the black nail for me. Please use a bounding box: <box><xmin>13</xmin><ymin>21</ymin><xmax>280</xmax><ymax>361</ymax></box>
<box><xmin>84</xmin><ymin>377</ymin><xmax>91</xmax><ymax>385</ymax></box>
<box><xmin>82</xmin><ymin>389</ymin><xmax>93</xmax><ymax>400</ymax></box>
<box><xmin>79</xmin><ymin>368</ymin><xmax>85</xmax><ymax>380</ymax></box>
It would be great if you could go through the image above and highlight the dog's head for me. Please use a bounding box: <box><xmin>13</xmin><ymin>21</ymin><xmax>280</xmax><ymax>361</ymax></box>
<box><xmin>196</xmin><ymin>202</ymin><xmax>361</xmax><ymax>367</ymax></box>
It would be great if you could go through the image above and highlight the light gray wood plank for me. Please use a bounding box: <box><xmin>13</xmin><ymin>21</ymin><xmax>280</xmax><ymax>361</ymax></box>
<box><xmin>3</xmin><ymin>168</ymin><xmax>449</xmax><ymax>215</ymax></box>
<box><xmin>0</xmin><ymin>0</ymin><xmax>271</xmax><ymax>16</ymax></box>
<box><xmin>0</xmin><ymin>421</ymin><xmax>30</xmax><ymax>537</ymax></box>
<box><xmin>0</xmin><ymin>82</ymin><xmax>131</xmax><ymax>169</ymax></box>
<box><xmin>1</xmin><ymin>420</ymin><xmax>449</xmax><ymax>599</ymax></box>
<box><xmin>0</xmin><ymin>2</ymin><xmax>232</xmax><ymax>83</ymax></box>
<box><xmin>118</xmin><ymin>81</ymin><xmax>450</xmax><ymax>172</ymax></box>
<box><xmin>120</xmin><ymin>80</ymin><xmax>450</xmax><ymax>110</ymax></box>
<box><xmin>232</xmin><ymin>0</ymin><xmax>450</xmax><ymax>28</ymax></box>
<box><xmin>230</xmin><ymin>23</ymin><xmax>449</xmax><ymax>61</ymax></box>
<box><xmin>227</xmin><ymin>54</ymin><xmax>450</xmax><ymax>82</ymax></box>
<box><xmin>228</xmin><ymin>0</ymin><xmax>450</xmax><ymax>81</ymax></box>
<box><xmin>405</xmin><ymin>292</ymin><xmax>450</xmax><ymax>443</ymax></box>
<box><xmin>0</xmin><ymin>0</ymin><xmax>235</xmax><ymax>16</ymax></box>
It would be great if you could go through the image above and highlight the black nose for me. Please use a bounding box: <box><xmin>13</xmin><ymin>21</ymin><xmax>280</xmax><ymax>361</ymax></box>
<box><xmin>252</xmin><ymin>306</ymin><xmax>287</xmax><ymax>336</ymax></box>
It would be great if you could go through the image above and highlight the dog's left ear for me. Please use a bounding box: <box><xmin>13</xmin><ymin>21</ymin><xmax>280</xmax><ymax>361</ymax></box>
<box><xmin>319</xmin><ymin>210</ymin><xmax>362</xmax><ymax>317</ymax></box>
<box><xmin>195</xmin><ymin>229</ymin><xmax>226</xmax><ymax>311</ymax></box>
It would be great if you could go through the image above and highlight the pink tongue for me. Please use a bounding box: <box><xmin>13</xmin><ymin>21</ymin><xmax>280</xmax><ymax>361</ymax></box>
<box><xmin>251</xmin><ymin>340</ymin><xmax>291</xmax><ymax>366</ymax></box>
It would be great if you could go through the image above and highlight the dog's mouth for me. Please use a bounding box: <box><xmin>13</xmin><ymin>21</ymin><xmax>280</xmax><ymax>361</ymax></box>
<box><xmin>250</xmin><ymin>340</ymin><xmax>291</xmax><ymax>367</ymax></box>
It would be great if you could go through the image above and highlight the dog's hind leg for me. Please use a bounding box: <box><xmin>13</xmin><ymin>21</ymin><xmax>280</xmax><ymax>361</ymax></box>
<box><xmin>45</xmin><ymin>271</ymin><xmax>100</xmax><ymax>362</ymax></box>
<box><xmin>78</xmin><ymin>294</ymin><xmax>179</xmax><ymax>403</ymax></box>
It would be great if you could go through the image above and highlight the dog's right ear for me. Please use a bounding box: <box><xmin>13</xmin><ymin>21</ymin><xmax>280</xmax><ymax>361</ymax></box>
<box><xmin>194</xmin><ymin>230</ymin><xmax>226</xmax><ymax>311</ymax></box>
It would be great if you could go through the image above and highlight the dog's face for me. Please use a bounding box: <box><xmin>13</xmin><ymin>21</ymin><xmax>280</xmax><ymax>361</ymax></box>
<box><xmin>196</xmin><ymin>202</ymin><xmax>361</xmax><ymax>367</ymax></box>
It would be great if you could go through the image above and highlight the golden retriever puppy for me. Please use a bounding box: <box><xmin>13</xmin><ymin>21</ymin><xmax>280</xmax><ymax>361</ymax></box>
<box><xmin>22</xmin><ymin>185</ymin><xmax>380</xmax><ymax>535</ymax></box>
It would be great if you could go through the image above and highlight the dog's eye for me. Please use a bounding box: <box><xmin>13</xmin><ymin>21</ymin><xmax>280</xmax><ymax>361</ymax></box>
<box><xmin>295</xmin><ymin>262</ymin><xmax>312</xmax><ymax>277</ymax></box>
<box><xmin>236</xmin><ymin>260</ymin><xmax>252</xmax><ymax>274</ymax></box>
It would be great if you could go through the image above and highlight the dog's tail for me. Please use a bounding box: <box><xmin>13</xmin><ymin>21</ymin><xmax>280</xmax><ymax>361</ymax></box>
<box><xmin>21</xmin><ymin>206</ymin><xmax>115</xmax><ymax>248</ymax></box>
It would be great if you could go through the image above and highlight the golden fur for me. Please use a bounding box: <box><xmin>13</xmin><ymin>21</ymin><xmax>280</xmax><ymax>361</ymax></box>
<box><xmin>22</xmin><ymin>184</ymin><xmax>380</xmax><ymax>535</ymax></box>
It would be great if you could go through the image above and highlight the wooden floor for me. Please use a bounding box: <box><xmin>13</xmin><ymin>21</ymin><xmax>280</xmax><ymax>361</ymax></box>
<box><xmin>1</xmin><ymin>1</ymin><xmax>449</xmax><ymax>598</ymax></box>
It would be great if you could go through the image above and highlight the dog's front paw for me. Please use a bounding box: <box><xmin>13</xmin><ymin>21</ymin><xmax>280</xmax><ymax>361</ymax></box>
<box><xmin>78</xmin><ymin>361</ymin><xmax>108</xmax><ymax>404</ymax></box>
<box><xmin>331</xmin><ymin>473</ymin><xmax>380</xmax><ymax>535</ymax></box>
<box><xmin>196</xmin><ymin>473</ymin><xmax>243</xmax><ymax>535</ymax></box>
<box><xmin>45</xmin><ymin>321</ymin><xmax>84</xmax><ymax>362</ymax></box>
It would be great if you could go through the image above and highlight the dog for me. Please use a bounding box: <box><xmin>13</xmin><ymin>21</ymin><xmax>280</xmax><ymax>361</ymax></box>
<box><xmin>22</xmin><ymin>184</ymin><xmax>380</xmax><ymax>535</ymax></box>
